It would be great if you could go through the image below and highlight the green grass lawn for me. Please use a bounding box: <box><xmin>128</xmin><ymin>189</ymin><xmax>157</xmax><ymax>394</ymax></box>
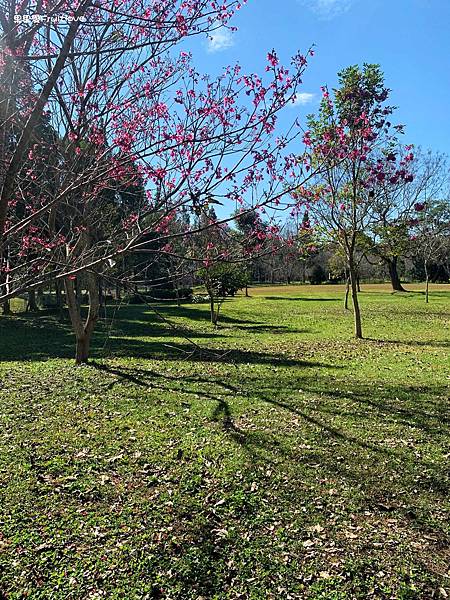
<box><xmin>0</xmin><ymin>284</ymin><xmax>449</xmax><ymax>599</ymax></box>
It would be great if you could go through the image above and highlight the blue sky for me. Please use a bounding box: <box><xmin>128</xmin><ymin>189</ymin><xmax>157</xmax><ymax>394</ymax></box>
<box><xmin>186</xmin><ymin>0</ymin><xmax>450</xmax><ymax>155</ymax></box>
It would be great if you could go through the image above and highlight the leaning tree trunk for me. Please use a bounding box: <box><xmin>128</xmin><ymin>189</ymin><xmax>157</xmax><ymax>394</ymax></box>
<box><xmin>387</xmin><ymin>256</ymin><xmax>406</xmax><ymax>292</ymax></box>
<box><xmin>65</xmin><ymin>271</ymin><xmax>100</xmax><ymax>364</ymax></box>
<box><xmin>349</xmin><ymin>263</ymin><xmax>363</xmax><ymax>339</ymax></box>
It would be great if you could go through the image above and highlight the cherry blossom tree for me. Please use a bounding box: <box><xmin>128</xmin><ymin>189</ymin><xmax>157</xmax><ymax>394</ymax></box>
<box><xmin>1</xmin><ymin>0</ymin><xmax>247</xmax><ymax>321</ymax></box>
<box><xmin>1</xmin><ymin>1</ymin><xmax>317</xmax><ymax>362</ymax></box>
<box><xmin>299</xmin><ymin>64</ymin><xmax>413</xmax><ymax>338</ymax></box>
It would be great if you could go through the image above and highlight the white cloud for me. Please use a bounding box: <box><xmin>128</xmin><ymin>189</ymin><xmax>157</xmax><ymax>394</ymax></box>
<box><xmin>206</xmin><ymin>27</ymin><xmax>234</xmax><ymax>53</ymax></box>
<box><xmin>301</xmin><ymin>0</ymin><xmax>354</xmax><ymax>19</ymax></box>
<box><xmin>291</xmin><ymin>92</ymin><xmax>316</xmax><ymax>106</ymax></box>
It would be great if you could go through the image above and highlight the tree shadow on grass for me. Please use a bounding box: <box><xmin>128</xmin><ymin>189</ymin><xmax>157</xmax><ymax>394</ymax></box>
<box><xmin>112</xmin><ymin>315</ymin><xmax>308</xmax><ymax>336</ymax></box>
<box><xmin>112</xmin><ymin>339</ymin><xmax>341</xmax><ymax>367</ymax></box>
<box><xmin>0</xmin><ymin>304</ymin><xmax>254</xmax><ymax>362</ymax></box>
<box><xmin>141</xmin><ymin>303</ymin><xmax>261</xmax><ymax>326</ymax></box>
<box><xmin>0</xmin><ymin>315</ymin><xmax>75</xmax><ymax>361</ymax></box>
<box><xmin>89</xmin><ymin>358</ymin><xmax>450</xmax><ymax>545</ymax></box>
<box><xmin>228</xmin><ymin>324</ymin><xmax>309</xmax><ymax>334</ymax></box>
<box><xmin>141</xmin><ymin>371</ymin><xmax>450</xmax><ymax>596</ymax></box>
<box><xmin>91</xmin><ymin>358</ymin><xmax>447</xmax><ymax>464</ymax></box>
<box><xmin>264</xmin><ymin>296</ymin><xmax>340</xmax><ymax>302</ymax></box>
<box><xmin>132</xmin><ymin>358</ymin><xmax>448</xmax><ymax>485</ymax></box>
<box><xmin>226</xmin><ymin>377</ymin><xmax>449</xmax><ymax>528</ymax></box>
<box><xmin>91</xmin><ymin>362</ymin><xmax>298</xmax><ymax>463</ymax></box>
<box><xmin>106</xmin><ymin>319</ymin><xmax>219</xmax><ymax>341</ymax></box>
<box><xmin>249</xmin><ymin>372</ymin><xmax>450</xmax><ymax>506</ymax></box>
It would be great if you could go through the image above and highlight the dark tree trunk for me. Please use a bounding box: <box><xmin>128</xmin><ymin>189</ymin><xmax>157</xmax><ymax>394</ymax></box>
<box><xmin>99</xmin><ymin>277</ymin><xmax>108</xmax><ymax>318</ymax></box>
<box><xmin>387</xmin><ymin>257</ymin><xmax>406</xmax><ymax>292</ymax></box>
<box><xmin>27</xmin><ymin>289</ymin><xmax>38</xmax><ymax>312</ymax></box>
<box><xmin>75</xmin><ymin>334</ymin><xmax>91</xmax><ymax>364</ymax></box>
<box><xmin>37</xmin><ymin>286</ymin><xmax>44</xmax><ymax>307</ymax></box>
<box><xmin>2</xmin><ymin>299</ymin><xmax>12</xmax><ymax>315</ymax></box>
<box><xmin>344</xmin><ymin>277</ymin><xmax>350</xmax><ymax>310</ymax></box>
<box><xmin>356</xmin><ymin>275</ymin><xmax>361</xmax><ymax>293</ymax></box>
<box><xmin>245</xmin><ymin>284</ymin><xmax>249</xmax><ymax>297</ymax></box>
<box><xmin>75</xmin><ymin>277</ymin><xmax>82</xmax><ymax>303</ymax></box>
<box><xmin>66</xmin><ymin>271</ymin><xmax>99</xmax><ymax>364</ymax></box>
<box><xmin>349</xmin><ymin>264</ymin><xmax>362</xmax><ymax>339</ymax></box>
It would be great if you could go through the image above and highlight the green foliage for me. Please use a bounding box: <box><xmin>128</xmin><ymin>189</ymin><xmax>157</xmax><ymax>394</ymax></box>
<box><xmin>309</xmin><ymin>264</ymin><xmax>327</xmax><ymax>285</ymax></box>
<box><xmin>372</xmin><ymin>221</ymin><xmax>411</xmax><ymax>257</ymax></box>
<box><xmin>199</xmin><ymin>263</ymin><xmax>250</xmax><ymax>300</ymax></box>
<box><xmin>233</xmin><ymin>209</ymin><xmax>261</xmax><ymax>236</ymax></box>
<box><xmin>334</xmin><ymin>63</ymin><xmax>387</xmax><ymax>124</ymax></box>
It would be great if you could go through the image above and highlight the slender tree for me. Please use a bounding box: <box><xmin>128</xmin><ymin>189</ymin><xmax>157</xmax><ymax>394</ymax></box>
<box><xmin>300</xmin><ymin>64</ymin><xmax>413</xmax><ymax>338</ymax></box>
<box><xmin>199</xmin><ymin>261</ymin><xmax>249</xmax><ymax>326</ymax></box>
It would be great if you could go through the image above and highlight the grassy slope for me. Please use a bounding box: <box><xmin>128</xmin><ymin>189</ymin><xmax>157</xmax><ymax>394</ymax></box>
<box><xmin>0</xmin><ymin>285</ymin><xmax>449</xmax><ymax>599</ymax></box>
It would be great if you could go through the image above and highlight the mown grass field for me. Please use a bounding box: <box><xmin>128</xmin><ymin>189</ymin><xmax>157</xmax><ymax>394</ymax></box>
<box><xmin>0</xmin><ymin>284</ymin><xmax>449</xmax><ymax>599</ymax></box>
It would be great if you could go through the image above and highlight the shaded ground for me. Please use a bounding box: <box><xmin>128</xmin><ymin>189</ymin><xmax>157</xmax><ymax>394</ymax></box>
<box><xmin>0</xmin><ymin>285</ymin><xmax>449</xmax><ymax>599</ymax></box>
